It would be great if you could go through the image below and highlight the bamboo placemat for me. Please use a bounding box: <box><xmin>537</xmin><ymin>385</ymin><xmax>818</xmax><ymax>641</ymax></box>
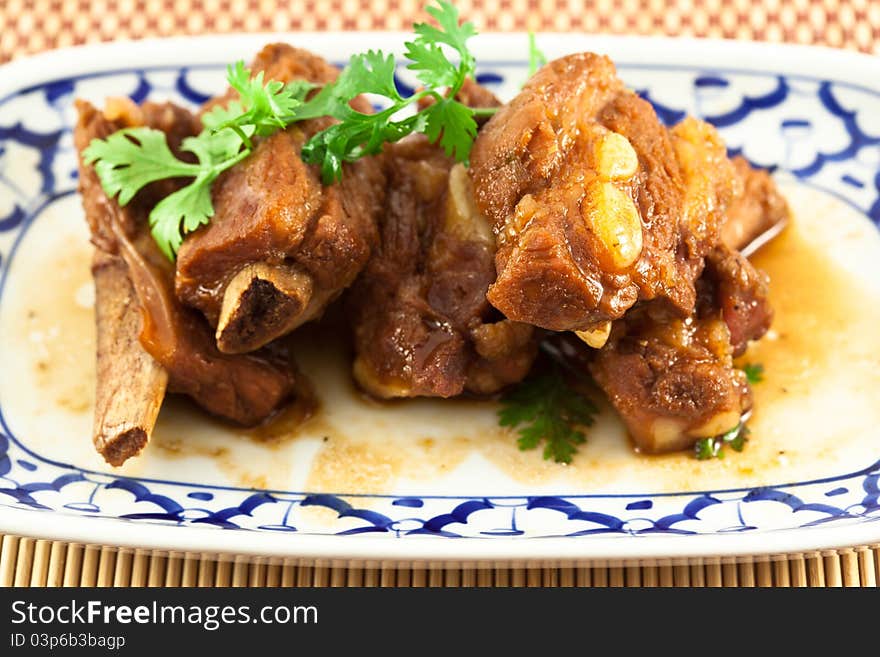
<box><xmin>1</xmin><ymin>535</ymin><xmax>878</xmax><ymax>587</ymax></box>
<box><xmin>2</xmin><ymin>0</ymin><xmax>880</xmax><ymax>587</ymax></box>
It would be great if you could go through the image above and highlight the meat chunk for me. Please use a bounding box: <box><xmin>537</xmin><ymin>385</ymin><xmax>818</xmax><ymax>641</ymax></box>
<box><xmin>722</xmin><ymin>157</ymin><xmax>790</xmax><ymax>253</ymax></box>
<box><xmin>350</xmin><ymin>135</ymin><xmax>537</xmax><ymax>398</ymax></box>
<box><xmin>469</xmin><ymin>53</ymin><xmax>737</xmax><ymax>332</ymax></box>
<box><xmin>589</xmin><ymin>305</ymin><xmax>752</xmax><ymax>453</ymax></box>
<box><xmin>175</xmin><ymin>44</ymin><xmax>385</xmax><ymax>353</ymax></box>
<box><xmin>586</xmin><ymin>244</ymin><xmax>772</xmax><ymax>453</ymax></box>
<box><xmin>705</xmin><ymin>244</ymin><xmax>773</xmax><ymax>356</ymax></box>
<box><xmin>75</xmin><ymin>99</ymin><xmax>298</xmax><ymax>427</ymax></box>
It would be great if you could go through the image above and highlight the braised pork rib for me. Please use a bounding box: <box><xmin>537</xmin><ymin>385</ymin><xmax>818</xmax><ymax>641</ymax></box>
<box><xmin>175</xmin><ymin>44</ymin><xmax>386</xmax><ymax>354</ymax></box>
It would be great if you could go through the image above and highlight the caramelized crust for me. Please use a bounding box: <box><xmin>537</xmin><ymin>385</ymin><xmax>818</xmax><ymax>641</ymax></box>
<box><xmin>470</xmin><ymin>53</ymin><xmax>737</xmax><ymax>332</ymax></box>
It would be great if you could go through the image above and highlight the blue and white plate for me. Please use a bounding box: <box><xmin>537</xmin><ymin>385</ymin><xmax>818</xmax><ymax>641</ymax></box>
<box><xmin>1</xmin><ymin>34</ymin><xmax>879</xmax><ymax>562</ymax></box>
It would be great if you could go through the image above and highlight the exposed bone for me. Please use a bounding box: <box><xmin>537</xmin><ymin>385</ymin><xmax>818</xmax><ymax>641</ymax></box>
<box><xmin>91</xmin><ymin>250</ymin><xmax>168</xmax><ymax>466</ymax></box>
<box><xmin>215</xmin><ymin>262</ymin><xmax>319</xmax><ymax>354</ymax></box>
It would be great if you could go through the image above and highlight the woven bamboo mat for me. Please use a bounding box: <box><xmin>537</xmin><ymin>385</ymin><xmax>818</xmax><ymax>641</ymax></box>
<box><xmin>1</xmin><ymin>535</ymin><xmax>879</xmax><ymax>586</ymax></box>
<box><xmin>1</xmin><ymin>0</ymin><xmax>880</xmax><ymax>587</ymax></box>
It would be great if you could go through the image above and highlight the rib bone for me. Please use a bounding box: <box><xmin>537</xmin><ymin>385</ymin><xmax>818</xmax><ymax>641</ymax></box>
<box><xmin>91</xmin><ymin>251</ymin><xmax>168</xmax><ymax>466</ymax></box>
<box><xmin>215</xmin><ymin>263</ymin><xmax>316</xmax><ymax>354</ymax></box>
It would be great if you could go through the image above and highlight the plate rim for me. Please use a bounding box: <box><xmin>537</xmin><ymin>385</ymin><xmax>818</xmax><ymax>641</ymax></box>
<box><xmin>1</xmin><ymin>505</ymin><xmax>878</xmax><ymax>561</ymax></box>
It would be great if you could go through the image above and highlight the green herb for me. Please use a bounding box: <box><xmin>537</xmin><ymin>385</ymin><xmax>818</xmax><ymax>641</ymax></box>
<box><xmin>742</xmin><ymin>363</ymin><xmax>764</xmax><ymax>385</ymax></box>
<box><xmin>499</xmin><ymin>369</ymin><xmax>598</xmax><ymax>464</ymax></box>
<box><xmin>694</xmin><ymin>423</ymin><xmax>750</xmax><ymax>460</ymax></box>
<box><xmin>83</xmin><ymin>0</ymin><xmax>494</xmax><ymax>257</ymax></box>
<box><xmin>208</xmin><ymin>61</ymin><xmax>316</xmax><ymax>146</ymax></box>
<box><xmin>299</xmin><ymin>0</ymin><xmax>485</xmax><ymax>182</ymax></box>
<box><xmin>82</xmin><ymin>62</ymin><xmax>312</xmax><ymax>259</ymax></box>
<box><xmin>527</xmin><ymin>32</ymin><xmax>547</xmax><ymax>78</ymax></box>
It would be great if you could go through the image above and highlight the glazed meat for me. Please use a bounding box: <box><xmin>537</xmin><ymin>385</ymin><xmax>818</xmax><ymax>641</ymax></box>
<box><xmin>706</xmin><ymin>244</ymin><xmax>773</xmax><ymax>356</ymax></box>
<box><xmin>577</xmin><ymin>223</ymin><xmax>777</xmax><ymax>455</ymax></box>
<box><xmin>586</xmin><ymin>244</ymin><xmax>771</xmax><ymax>452</ymax></box>
<box><xmin>75</xmin><ymin>99</ymin><xmax>298</xmax><ymax>429</ymax></box>
<box><xmin>588</xmin><ymin>304</ymin><xmax>752</xmax><ymax>454</ymax></box>
<box><xmin>350</xmin><ymin>135</ymin><xmax>537</xmax><ymax>398</ymax></box>
<box><xmin>722</xmin><ymin>156</ymin><xmax>790</xmax><ymax>253</ymax></box>
<box><xmin>175</xmin><ymin>44</ymin><xmax>385</xmax><ymax>354</ymax></box>
<box><xmin>469</xmin><ymin>53</ymin><xmax>737</xmax><ymax>334</ymax></box>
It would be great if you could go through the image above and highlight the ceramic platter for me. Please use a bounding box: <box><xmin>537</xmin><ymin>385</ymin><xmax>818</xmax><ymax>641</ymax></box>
<box><xmin>1</xmin><ymin>34</ymin><xmax>879</xmax><ymax>562</ymax></box>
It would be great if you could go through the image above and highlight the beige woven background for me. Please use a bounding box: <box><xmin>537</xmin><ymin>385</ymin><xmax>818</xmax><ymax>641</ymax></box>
<box><xmin>2</xmin><ymin>0</ymin><xmax>880</xmax><ymax>64</ymax></box>
<box><xmin>1</xmin><ymin>0</ymin><xmax>879</xmax><ymax>586</ymax></box>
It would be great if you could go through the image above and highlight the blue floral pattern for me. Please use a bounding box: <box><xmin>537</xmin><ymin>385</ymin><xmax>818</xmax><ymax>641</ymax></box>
<box><xmin>1</xmin><ymin>60</ymin><xmax>879</xmax><ymax>539</ymax></box>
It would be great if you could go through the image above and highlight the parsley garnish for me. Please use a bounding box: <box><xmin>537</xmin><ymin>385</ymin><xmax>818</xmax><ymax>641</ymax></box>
<box><xmin>82</xmin><ymin>0</ymin><xmax>493</xmax><ymax>258</ymax></box>
<box><xmin>694</xmin><ymin>423</ymin><xmax>750</xmax><ymax>460</ymax></box>
<box><xmin>499</xmin><ymin>369</ymin><xmax>598</xmax><ymax>464</ymax></box>
<box><xmin>742</xmin><ymin>363</ymin><xmax>764</xmax><ymax>384</ymax></box>
<box><xmin>527</xmin><ymin>32</ymin><xmax>547</xmax><ymax>78</ymax></box>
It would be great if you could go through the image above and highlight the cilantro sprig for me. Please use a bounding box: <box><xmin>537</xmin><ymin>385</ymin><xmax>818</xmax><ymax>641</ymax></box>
<box><xmin>83</xmin><ymin>0</ymin><xmax>495</xmax><ymax>258</ymax></box>
<box><xmin>300</xmin><ymin>0</ymin><xmax>485</xmax><ymax>182</ymax></box>
<box><xmin>82</xmin><ymin>61</ymin><xmax>311</xmax><ymax>259</ymax></box>
<box><xmin>499</xmin><ymin>368</ymin><xmax>598</xmax><ymax>464</ymax></box>
<box><xmin>694</xmin><ymin>423</ymin><xmax>750</xmax><ymax>460</ymax></box>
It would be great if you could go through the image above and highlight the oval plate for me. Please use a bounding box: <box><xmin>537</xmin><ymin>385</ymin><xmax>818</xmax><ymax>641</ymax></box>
<box><xmin>1</xmin><ymin>34</ymin><xmax>879</xmax><ymax>562</ymax></box>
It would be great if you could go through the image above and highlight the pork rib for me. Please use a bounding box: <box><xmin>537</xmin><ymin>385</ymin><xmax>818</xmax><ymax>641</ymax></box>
<box><xmin>174</xmin><ymin>44</ymin><xmax>386</xmax><ymax>353</ymax></box>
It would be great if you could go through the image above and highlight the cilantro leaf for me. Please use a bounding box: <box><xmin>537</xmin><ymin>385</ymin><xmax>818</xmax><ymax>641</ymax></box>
<box><xmin>148</xmin><ymin>179</ymin><xmax>214</xmax><ymax>259</ymax></box>
<box><xmin>299</xmin><ymin>0</ymin><xmax>488</xmax><ymax>183</ymax></box>
<box><xmin>499</xmin><ymin>369</ymin><xmax>598</xmax><ymax>464</ymax></box>
<box><xmin>422</xmin><ymin>97</ymin><xmax>477</xmax><ymax>161</ymax></box>
<box><xmin>694</xmin><ymin>437</ymin><xmax>719</xmax><ymax>460</ymax></box>
<box><xmin>296</xmin><ymin>50</ymin><xmax>402</xmax><ymax>123</ymax></box>
<box><xmin>413</xmin><ymin>0</ymin><xmax>477</xmax><ymax>78</ymax></box>
<box><xmin>405</xmin><ymin>39</ymin><xmax>460</xmax><ymax>90</ymax></box>
<box><xmin>85</xmin><ymin>61</ymin><xmax>293</xmax><ymax>259</ymax></box>
<box><xmin>145</xmin><ymin>130</ymin><xmax>250</xmax><ymax>258</ymax></box>
<box><xmin>82</xmin><ymin>128</ymin><xmax>201</xmax><ymax>206</ymax></box>
<box><xmin>694</xmin><ymin>423</ymin><xmax>750</xmax><ymax>460</ymax></box>
<box><xmin>742</xmin><ymin>363</ymin><xmax>764</xmax><ymax>385</ymax></box>
<box><xmin>214</xmin><ymin>61</ymin><xmax>313</xmax><ymax>139</ymax></box>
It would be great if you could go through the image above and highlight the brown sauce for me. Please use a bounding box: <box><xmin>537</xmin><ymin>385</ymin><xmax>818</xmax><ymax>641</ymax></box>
<box><xmin>744</xmin><ymin>223</ymin><xmax>879</xmax><ymax>402</ymax></box>
<box><xmin>10</xmin><ymin>189</ymin><xmax>880</xmax><ymax>495</ymax></box>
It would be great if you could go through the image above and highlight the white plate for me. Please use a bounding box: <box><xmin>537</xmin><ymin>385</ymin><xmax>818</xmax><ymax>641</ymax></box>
<box><xmin>1</xmin><ymin>34</ymin><xmax>879</xmax><ymax>562</ymax></box>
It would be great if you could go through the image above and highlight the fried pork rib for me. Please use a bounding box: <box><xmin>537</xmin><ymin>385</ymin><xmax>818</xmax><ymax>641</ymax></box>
<box><xmin>75</xmin><ymin>99</ymin><xmax>298</xmax><ymax>452</ymax></box>
<box><xmin>175</xmin><ymin>44</ymin><xmax>386</xmax><ymax>354</ymax></box>
<box><xmin>470</xmin><ymin>53</ymin><xmax>738</xmax><ymax>334</ymax></box>
<box><xmin>350</xmin><ymin>136</ymin><xmax>538</xmax><ymax>398</ymax></box>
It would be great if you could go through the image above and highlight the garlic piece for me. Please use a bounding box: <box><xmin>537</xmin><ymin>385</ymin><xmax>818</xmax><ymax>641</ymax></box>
<box><xmin>595</xmin><ymin>131</ymin><xmax>639</xmax><ymax>181</ymax></box>
<box><xmin>584</xmin><ymin>181</ymin><xmax>643</xmax><ymax>270</ymax></box>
